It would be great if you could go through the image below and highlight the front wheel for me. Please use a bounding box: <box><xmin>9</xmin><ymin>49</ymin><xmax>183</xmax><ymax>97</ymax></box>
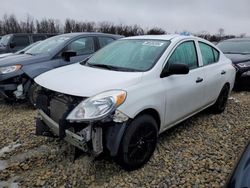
<box><xmin>212</xmin><ymin>84</ymin><xmax>230</xmax><ymax>114</ymax></box>
<box><xmin>116</xmin><ymin>114</ymin><xmax>158</xmax><ymax>171</ymax></box>
<box><xmin>27</xmin><ymin>82</ymin><xmax>41</xmax><ymax>107</ymax></box>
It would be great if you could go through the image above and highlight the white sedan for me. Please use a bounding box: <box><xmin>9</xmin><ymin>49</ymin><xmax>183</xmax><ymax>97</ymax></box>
<box><xmin>35</xmin><ymin>34</ymin><xmax>236</xmax><ymax>170</ymax></box>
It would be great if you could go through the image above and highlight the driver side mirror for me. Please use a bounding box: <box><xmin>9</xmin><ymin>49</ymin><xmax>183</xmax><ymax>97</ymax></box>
<box><xmin>9</xmin><ymin>42</ymin><xmax>16</xmax><ymax>49</ymax></box>
<box><xmin>62</xmin><ymin>51</ymin><xmax>77</xmax><ymax>62</ymax></box>
<box><xmin>160</xmin><ymin>63</ymin><xmax>189</xmax><ymax>78</ymax></box>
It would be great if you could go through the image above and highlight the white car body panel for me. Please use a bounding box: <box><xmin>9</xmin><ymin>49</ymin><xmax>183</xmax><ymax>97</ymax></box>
<box><xmin>0</xmin><ymin>53</ymin><xmax>13</xmax><ymax>58</ymax></box>
<box><xmin>35</xmin><ymin>63</ymin><xmax>143</xmax><ymax>97</ymax></box>
<box><xmin>35</xmin><ymin>34</ymin><xmax>236</xmax><ymax>134</ymax></box>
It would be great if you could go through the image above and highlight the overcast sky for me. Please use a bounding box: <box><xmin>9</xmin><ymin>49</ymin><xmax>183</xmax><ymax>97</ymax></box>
<box><xmin>1</xmin><ymin>0</ymin><xmax>250</xmax><ymax>35</ymax></box>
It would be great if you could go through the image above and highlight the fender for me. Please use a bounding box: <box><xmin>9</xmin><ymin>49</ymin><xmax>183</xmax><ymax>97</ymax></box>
<box><xmin>21</xmin><ymin>58</ymin><xmax>64</xmax><ymax>79</ymax></box>
<box><xmin>23</xmin><ymin>67</ymin><xmax>54</xmax><ymax>79</ymax></box>
<box><xmin>104</xmin><ymin>121</ymin><xmax>129</xmax><ymax>156</ymax></box>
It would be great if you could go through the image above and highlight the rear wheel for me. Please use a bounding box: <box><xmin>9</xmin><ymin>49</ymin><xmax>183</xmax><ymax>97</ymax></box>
<box><xmin>27</xmin><ymin>82</ymin><xmax>41</xmax><ymax>107</ymax></box>
<box><xmin>212</xmin><ymin>84</ymin><xmax>230</xmax><ymax>114</ymax></box>
<box><xmin>116</xmin><ymin>114</ymin><xmax>158</xmax><ymax>171</ymax></box>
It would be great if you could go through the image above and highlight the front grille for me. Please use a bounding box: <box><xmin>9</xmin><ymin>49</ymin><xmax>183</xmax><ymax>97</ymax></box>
<box><xmin>37</xmin><ymin>88</ymin><xmax>86</xmax><ymax>124</ymax></box>
<box><xmin>50</xmin><ymin>96</ymin><xmax>70</xmax><ymax>123</ymax></box>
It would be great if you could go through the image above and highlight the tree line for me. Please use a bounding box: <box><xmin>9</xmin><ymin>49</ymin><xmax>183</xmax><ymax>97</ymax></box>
<box><xmin>0</xmin><ymin>14</ymin><xmax>239</xmax><ymax>42</ymax></box>
<box><xmin>0</xmin><ymin>14</ymin><xmax>166</xmax><ymax>37</ymax></box>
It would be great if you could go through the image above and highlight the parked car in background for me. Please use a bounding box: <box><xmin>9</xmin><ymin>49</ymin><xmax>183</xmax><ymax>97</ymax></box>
<box><xmin>0</xmin><ymin>32</ymin><xmax>122</xmax><ymax>105</ymax></box>
<box><xmin>225</xmin><ymin>141</ymin><xmax>250</xmax><ymax>188</ymax></box>
<box><xmin>35</xmin><ymin>35</ymin><xmax>235</xmax><ymax>170</ymax></box>
<box><xmin>0</xmin><ymin>41</ymin><xmax>41</xmax><ymax>59</ymax></box>
<box><xmin>0</xmin><ymin>33</ymin><xmax>55</xmax><ymax>54</ymax></box>
<box><xmin>217</xmin><ymin>38</ymin><xmax>250</xmax><ymax>88</ymax></box>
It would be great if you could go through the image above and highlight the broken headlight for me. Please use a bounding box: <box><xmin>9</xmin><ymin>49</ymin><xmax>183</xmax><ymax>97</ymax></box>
<box><xmin>0</xmin><ymin>65</ymin><xmax>22</xmax><ymax>74</ymax></box>
<box><xmin>66</xmin><ymin>90</ymin><xmax>127</xmax><ymax>122</ymax></box>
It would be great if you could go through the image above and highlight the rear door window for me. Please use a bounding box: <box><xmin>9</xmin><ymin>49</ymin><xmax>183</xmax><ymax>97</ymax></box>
<box><xmin>168</xmin><ymin>41</ymin><xmax>198</xmax><ymax>69</ymax></box>
<box><xmin>66</xmin><ymin>37</ymin><xmax>95</xmax><ymax>55</ymax></box>
<box><xmin>199</xmin><ymin>42</ymin><xmax>220</xmax><ymax>66</ymax></box>
<box><xmin>98</xmin><ymin>37</ymin><xmax>115</xmax><ymax>48</ymax></box>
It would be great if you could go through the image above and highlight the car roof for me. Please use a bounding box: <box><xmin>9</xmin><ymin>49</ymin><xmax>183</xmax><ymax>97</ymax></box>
<box><xmin>57</xmin><ymin>32</ymin><xmax>123</xmax><ymax>39</ymax></box>
<box><xmin>221</xmin><ymin>37</ymin><xmax>250</xmax><ymax>42</ymax></box>
<box><xmin>123</xmin><ymin>34</ymin><xmax>197</xmax><ymax>41</ymax></box>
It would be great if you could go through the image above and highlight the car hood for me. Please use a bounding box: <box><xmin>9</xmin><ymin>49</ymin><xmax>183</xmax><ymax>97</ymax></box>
<box><xmin>35</xmin><ymin>63</ymin><xmax>143</xmax><ymax>97</ymax></box>
<box><xmin>0</xmin><ymin>53</ymin><xmax>50</xmax><ymax>67</ymax></box>
<box><xmin>225</xmin><ymin>54</ymin><xmax>250</xmax><ymax>64</ymax></box>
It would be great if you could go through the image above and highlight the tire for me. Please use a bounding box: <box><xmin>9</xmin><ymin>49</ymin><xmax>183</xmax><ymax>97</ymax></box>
<box><xmin>116</xmin><ymin>114</ymin><xmax>158</xmax><ymax>171</ymax></box>
<box><xmin>212</xmin><ymin>84</ymin><xmax>230</xmax><ymax>114</ymax></box>
<box><xmin>27</xmin><ymin>82</ymin><xmax>41</xmax><ymax>107</ymax></box>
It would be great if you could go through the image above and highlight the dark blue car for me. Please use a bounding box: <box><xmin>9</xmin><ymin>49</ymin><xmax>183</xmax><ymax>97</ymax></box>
<box><xmin>226</xmin><ymin>142</ymin><xmax>250</xmax><ymax>188</ymax></box>
<box><xmin>0</xmin><ymin>32</ymin><xmax>122</xmax><ymax>105</ymax></box>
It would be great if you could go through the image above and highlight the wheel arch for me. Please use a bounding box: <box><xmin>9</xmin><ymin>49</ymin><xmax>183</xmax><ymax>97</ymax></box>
<box><xmin>224</xmin><ymin>82</ymin><xmax>230</xmax><ymax>89</ymax></box>
<box><xmin>133</xmin><ymin>108</ymin><xmax>161</xmax><ymax>131</ymax></box>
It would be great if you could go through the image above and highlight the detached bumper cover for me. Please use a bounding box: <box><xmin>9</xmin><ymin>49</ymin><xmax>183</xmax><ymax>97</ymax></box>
<box><xmin>37</xmin><ymin>109</ymin><xmax>89</xmax><ymax>152</ymax></box>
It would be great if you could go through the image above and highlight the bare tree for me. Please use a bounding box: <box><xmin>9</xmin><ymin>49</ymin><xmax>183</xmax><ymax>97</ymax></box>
<box><xmin>147</xmin><ymin>27</ymin><xmax>165</xmax><ymax>35</ymax></box>
<box><xmin>218</xmin><ymin>28</ymin><xmax>225</xmax><ymax>37</ymax></box>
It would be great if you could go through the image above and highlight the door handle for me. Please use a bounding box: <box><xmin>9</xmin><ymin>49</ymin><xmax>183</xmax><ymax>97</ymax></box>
<box><xmin>221</xmin><ymin>70</ymin><xmax>226</xmax><ymax>75</ymax></box>
<box><xmin>196</xmin><ymin>77</ymin><xmax>203</xmax><ymax>83</ymax></box>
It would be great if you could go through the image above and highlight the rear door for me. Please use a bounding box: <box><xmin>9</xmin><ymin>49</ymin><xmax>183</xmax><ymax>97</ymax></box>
<box><xmin>197</xmin><ymin>41</ymin><xmax>226</xmax><ymax>105</ymax></box>
<box><xmin>162</xmin><ymin>40</ymin><xmax>206</xmax><ymax>127</ymax></box>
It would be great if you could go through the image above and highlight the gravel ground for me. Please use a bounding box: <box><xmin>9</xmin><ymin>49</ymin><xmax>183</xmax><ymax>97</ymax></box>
<box><xmin>0</xmin><ymin>91</ymin><xmax>249</xmax><ymax>188</ymax></box>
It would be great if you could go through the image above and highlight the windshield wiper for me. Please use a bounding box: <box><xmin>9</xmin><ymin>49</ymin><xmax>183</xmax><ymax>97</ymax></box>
<box><xmin>87</xmin><ymin>63</ymin><xmax>117</xmax><ymax>70</ymax></box>
<box><xmin>86</xmin><ymin>63</ymin><xmax>139</xmax><ymax>72</ymax></box>
<box><xmin>25</xmin><ymin>52</ymin><xmax>34</xmax><ymax>55</ymax></box>
<box><xmin>224</xmin><ymin>51</ymin><xmax>250</xmax><ymax>55</ymax></box>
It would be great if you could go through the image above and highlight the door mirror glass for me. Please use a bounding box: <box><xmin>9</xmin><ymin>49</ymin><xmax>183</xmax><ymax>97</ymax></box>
<box><xmin>161</xmin><ymin>63</ymin><xmax>189</xmax><ymax>78</ymax></box>
<box><xmin>62</xmin><ymin>51</ymin><xmax>77</xmax><ymax>62</ymax></box>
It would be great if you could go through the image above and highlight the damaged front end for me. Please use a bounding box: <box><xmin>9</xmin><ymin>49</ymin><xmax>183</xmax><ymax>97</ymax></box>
<box><xmin>35</xmin><ymin>89</ymin><xmax>129</xmax><ymax>157</ymax></box>
<box><xmin>0</xmin><ymin>75</ymin><xmax>31</xmax><ymax>100</ymax></box>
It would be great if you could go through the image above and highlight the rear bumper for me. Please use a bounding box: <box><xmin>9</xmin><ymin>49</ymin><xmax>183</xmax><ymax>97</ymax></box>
<box><xmin>37</xmin><ymin>109</ymin><xmax>96</xmax><ymax>153</ymax></box>
<box><xmin>235</xmin><ymin>71</ymin><xmax>250</xmax><ymax>88</ymax></box>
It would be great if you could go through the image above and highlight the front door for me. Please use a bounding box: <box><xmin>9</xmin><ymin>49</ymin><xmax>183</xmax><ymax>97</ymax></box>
<box><xmin>162</xmin><ymin>40</ymin><xmax>205</xmax><ymax>128</ymax></box>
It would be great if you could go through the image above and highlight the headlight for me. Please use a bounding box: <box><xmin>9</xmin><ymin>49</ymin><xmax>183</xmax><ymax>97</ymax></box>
<box><xmin>67</xmin><ymin>90</ymin><xmax>127</xmax><ymax>122</ymax></box>
<box><xmin>0</xmin><ymin>65</ymin><xmax>22</xmax><ymax>74</ymax></box>
<box><xmin>237</xmin><ymin>62</ymin><xmax>250</xmax><ymax>68</ymax></box>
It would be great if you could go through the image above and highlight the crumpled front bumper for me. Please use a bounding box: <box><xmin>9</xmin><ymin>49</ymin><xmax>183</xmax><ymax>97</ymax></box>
<box><xmin>37</xmin><ymin>109</ymin><xmax>103</xmax><ymax>155</ymax></box>
<box><xmin>0</xmin><ymin>83</ymin><xmax>17</xmax><ymax>98</ymax></box>
<box><xmin>37</xmin><ymin>110</ymin><xmax>90</xmax><ymax>152</ymax></box>
<box><xmin>0</xmin><ymin>70</ymin><xmax>24</xmax><ymax>98</ymax></box>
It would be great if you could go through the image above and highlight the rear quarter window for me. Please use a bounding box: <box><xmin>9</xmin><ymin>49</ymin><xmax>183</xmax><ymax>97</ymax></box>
<box><xmin>199</xmin><ymin>42</ymin><xmax>220</xmax><ymax>66</ymax></box>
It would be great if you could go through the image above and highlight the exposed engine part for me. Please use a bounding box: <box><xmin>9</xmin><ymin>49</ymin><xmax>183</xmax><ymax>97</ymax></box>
<box><xmin>113</xmin><ymin>110</ymin><xmax>129</xmax><ymax>123</ymax></box>
<box><xmin>92</xmin><ymin>127</ymin><xmax>103</xmax><ymax>155</ymax></box>
<box><xmin>13</xmin><ymin>84</ymin><xmax>25</xmax><ymax>99</ymax></box>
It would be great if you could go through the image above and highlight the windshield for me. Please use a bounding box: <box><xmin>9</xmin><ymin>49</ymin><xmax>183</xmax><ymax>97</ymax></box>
<box><xmin>25</xmin><ymin>35</ymin><xmax>70</xmax><ymax>55</ymax></box>
<box><xmin>0</xmin><ymin>35</ymin><xmax>11</xmax><ymax>46</ymax></box>
<box><xmin>217</xmin><ymin>40</ymin><xmax>250</xmax><ymax>54</ymax></box>
<box><xmin>15</xmin><ymin>41</ymin><xmax>41</xmax><ymax>54</ymax></box>
<box><xmin>86</xmin><ymin>39</ymin><xmax>170</xmax><ymax>72</ymax></box>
